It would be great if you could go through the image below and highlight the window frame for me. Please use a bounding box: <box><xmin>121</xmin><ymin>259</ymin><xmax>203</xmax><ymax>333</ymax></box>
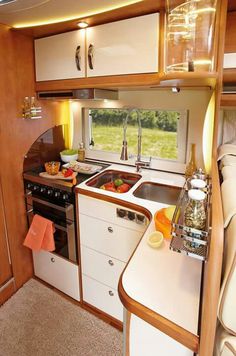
<box><xmin>82</xmin><ymin>108</ymin><xmax>188</xmax><ymax>173</ymax></box>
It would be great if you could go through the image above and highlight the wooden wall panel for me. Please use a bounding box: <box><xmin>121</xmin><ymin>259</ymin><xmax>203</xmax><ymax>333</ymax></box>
<box><xmin>0</xmin><ymin>24</ymin><xmax>69</xmax><ymax>290</ymax></box>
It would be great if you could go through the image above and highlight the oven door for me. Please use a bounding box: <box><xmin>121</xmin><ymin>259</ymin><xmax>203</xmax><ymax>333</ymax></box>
<box><xmin>26</xmin><ymin>196</ymin><xmax>77</xmax><ymax>263</ymax></box>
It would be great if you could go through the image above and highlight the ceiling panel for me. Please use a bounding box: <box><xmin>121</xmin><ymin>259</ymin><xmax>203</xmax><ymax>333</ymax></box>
<box><xmin>0</xmin><ymin>0</ymin><xmax>142</xmax><ymax>27</ymax></box>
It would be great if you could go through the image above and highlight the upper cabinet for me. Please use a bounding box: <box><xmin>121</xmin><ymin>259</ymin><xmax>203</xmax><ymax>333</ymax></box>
<box><xmin>86</xmin><ymin>13</ymin><xmax>159</xmax><ymax>77</ymax></box>
<box><xmin>34</xmin><ymin>13</ymin><xmax>159</xmax><ymax>82</ymax></box>
<box><xmin>35</xmin><ymin>29</ymin><xmax>86</xmax><ymax>81</ymax></box>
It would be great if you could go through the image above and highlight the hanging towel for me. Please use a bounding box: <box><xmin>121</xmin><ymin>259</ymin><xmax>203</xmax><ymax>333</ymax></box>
<box><xmin>24</xmin><ymin>214</ymin><xmax>55</xmax><ymax>251</ymax></box>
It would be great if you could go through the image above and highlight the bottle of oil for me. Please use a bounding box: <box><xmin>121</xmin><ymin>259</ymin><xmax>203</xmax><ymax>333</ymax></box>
<box><xmin>185</xmin><ymin>143</ymin><xmax>197</xmax><ymax>178</ymax></box>
<box><xmin>78</xmin><ymin>142</ymin><xmax>85</xmax><ymax>161</ymax></box>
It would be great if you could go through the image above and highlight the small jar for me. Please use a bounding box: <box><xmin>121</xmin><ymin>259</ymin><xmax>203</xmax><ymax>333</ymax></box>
<box><xmin>183</xmin><ymin>189</ymin><xmax>206</xmax><ymax>251</ymax></box>
<box><xmin>184</xmin><ymin>189</ymin><xmax>206</xmax><ymax>230</ymax></box>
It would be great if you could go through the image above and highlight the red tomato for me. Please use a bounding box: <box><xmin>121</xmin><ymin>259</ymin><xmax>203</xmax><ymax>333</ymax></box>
<box><xmin>117</xmin><ymin>183</ymin><xmax>130</xmax><ymax>193</ymax></box>
<box><xmin>63</xmin><ymin>168</ymin><xmax>73</xmax><ymax>177</ymax></box>
<box><xmin>104</xmin><ymin>181</ymin><xmax>115</xmax><ymax>189</ymax></box>
<box><xmin>105</xmin><ymin>187</ymin><xmax>117</xmax><ymax>192</ymax></box>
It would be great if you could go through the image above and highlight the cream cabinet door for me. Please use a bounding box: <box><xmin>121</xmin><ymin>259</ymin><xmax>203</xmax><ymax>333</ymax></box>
<box><xmin>33</xmin><ymin>251</ymin><xmax>80</xmax><ymax>301</ymax></box>
<box><xmin>86</xmin><ymin>13</ymin><xmax>159</xmax><ymax>77</ymax></box>
<box><xmin>35</xmin><ymin>29</ymin><xmax>86</xmax><ymax>81</ymax></box>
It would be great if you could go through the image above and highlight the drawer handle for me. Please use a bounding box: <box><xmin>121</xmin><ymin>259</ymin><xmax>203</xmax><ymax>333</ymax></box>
<box><xmin>108</xmin><ymin>227</ymin><xmax>113</xmax><ymax>233</ymax></box>
<box><xmin>51</xmin><ymin>258</ymin><xmax>55</xmax><ymax>263</ymax></box>
<box><xmin>108</xmin><ymin>290</ymin><xmax>114</xmax><ymax>297</ymax></box>
<box><xmin>108</xmin><ymin>259</ymin><xmax>114</xmax><ymax>266</ymax></box>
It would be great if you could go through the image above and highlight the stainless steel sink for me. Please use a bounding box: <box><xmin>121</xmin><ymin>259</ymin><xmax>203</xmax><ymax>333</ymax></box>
<box><xmin>133</xmin><ymin>182</ymin><xmax>181</xmax><ymax>205</ymax></box>
<box><xmin>86</xmin><ymin>170</ymin><xmax>141</xmax><ymax>190</ymax></box>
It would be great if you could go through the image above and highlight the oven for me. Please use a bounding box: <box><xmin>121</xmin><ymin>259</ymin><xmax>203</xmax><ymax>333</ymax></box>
<box><xmin>25</xmin><ymin>180</ymin><xmax>77</xmax><ymax>263</ymax></box>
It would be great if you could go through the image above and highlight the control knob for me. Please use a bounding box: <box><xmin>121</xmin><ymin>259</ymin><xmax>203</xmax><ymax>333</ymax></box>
<box><xmin>117</xmin><ymin>209</ymin><xmax>126</xmax><ymax>218</ymax></box>
<box><xmin>40</xmin><ymin>187</ymin><xmax>46</xmax><ymax>194</ymax></box>
<box><xmin>62</xmin><ymin>193</ymin><xmax>69</xmax><ymax>201</ymax></box>
<box><xmin>33</xmin><ymin>185</ymin><xmax>39</xmax><ymax>191</ymax></box>
<box><xmin>127</xmin><ymin>211</ymin><xmax>135</xmax><ymax>221</ymax></box>
<box><xmin>47</xmin><ymin>189</ymin><xmax>53</xmax><ymax>196</ymax></box>
<box><xmin>54</xmin><ymin>191</ymin><xmax>61</xmax><ymax>198</ymax></box>
<box><xmin>26</xmin><ymin>183</ymin><xmax>32</xmax><ymax>190</ymax></box>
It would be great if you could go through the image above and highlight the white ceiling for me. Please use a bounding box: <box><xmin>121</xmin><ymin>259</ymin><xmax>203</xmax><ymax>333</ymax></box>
<box><xmin>0</xmin><ymin>0</ymin><xmax>141</xmax><ymax>28</ymax></box>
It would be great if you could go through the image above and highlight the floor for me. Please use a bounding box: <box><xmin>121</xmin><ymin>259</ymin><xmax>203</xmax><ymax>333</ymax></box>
<box><xmin>0</xmin><ymin>279</ymin><xmax>123</xmax><ymax>356</ymax></box>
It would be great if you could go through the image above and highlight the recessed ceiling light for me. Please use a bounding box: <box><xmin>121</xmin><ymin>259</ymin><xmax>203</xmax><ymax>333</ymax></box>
<box><xmin>77</xmin><ymin>21</ymin><xmax>88</xmax><ymax>29</ymax></box>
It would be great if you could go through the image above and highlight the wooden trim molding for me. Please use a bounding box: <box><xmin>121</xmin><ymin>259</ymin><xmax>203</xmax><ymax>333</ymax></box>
<box><xmin>35</xmin><ymin>73</ymin><xmax>161</xmax><ymax>91</ymax></box>
<box><xmin>76</xmin><ymin>187</ymin><xmax>152</xmax><ymax>220</ymax></box>
<box><xmin>221</xmin><ymin>94</ymin><xmax>236</xmax><ymax>107</ymax></box>
<box><xmin>118</xmin><ymin>277</ymin><xmax>199</xmax><ymax>353</ymax></box>
<box><xmin>223</xmin><ymin>69</ymin><xmax>236</xmax><ymax>84</ymax></box>
<box><xmin>0</xmin><ymin>279</ymin><xmax>16</xmax><ymax>305</ymax></box>
<box><xmin>35</xmin><ymin>72</ymin><xmax>218</xmax><ymax>92</ymax></box>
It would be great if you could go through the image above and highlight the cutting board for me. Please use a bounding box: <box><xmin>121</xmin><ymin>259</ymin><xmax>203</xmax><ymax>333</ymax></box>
<box><xmin>39</xmin><ymin>172</ymin><xmax>78</xmax><ymax>180</ymax></box>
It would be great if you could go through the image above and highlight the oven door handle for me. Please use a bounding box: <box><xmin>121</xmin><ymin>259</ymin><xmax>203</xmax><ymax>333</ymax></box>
<box><xmin>54</xmin><ymin>222</ymin><xmax>74</xmax><ymax>232</ymax></box>
<box><xmin>28</xmin><ymin>196</ymin><xmax>74</xmax><ymax>213</ymax></box>
<box><xmin>27</xmin><ymin>210</ymin><xmax>74</xmax><ymax>232</ymax></box>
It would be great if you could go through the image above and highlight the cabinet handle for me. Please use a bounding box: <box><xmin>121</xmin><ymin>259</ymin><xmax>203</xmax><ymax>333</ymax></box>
<box><xmin>108</xmin><ymin>259</ymin><xmax>114</xmax><ymax>266</ymax></box>
<box><xmin>51</xmin><ymin>258</ymin><xmax>55</xmax><ymax>263</ymax></box>
<box><xmin>88</xmin><ymin>44</ymin><xmax>94</xmax><ymax>70</ymax></box>
<box><xmin>108</xmin><ymin>290</ymin><xmax>114</xmax><ymax>296</ymax></box>
<box><xmin>75</xmin><ymin>45</ymin><xmax>81</xmax><ymax>71</ymax></box>
<box><xmin>108</xmin><ymin>226</ymin><xmax>113</xmax><ymax>233</ymax></box>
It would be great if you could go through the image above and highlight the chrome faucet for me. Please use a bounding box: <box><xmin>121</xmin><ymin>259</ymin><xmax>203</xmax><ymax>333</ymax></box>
<box><xmin>120</xmin><ymin>108</ymin><xmax>151</xmax><ymax>172</ymax></box>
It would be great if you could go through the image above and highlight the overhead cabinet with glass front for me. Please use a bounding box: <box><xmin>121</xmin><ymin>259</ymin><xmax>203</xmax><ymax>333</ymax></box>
<box><xmin>34</xmin><ymin>13</ymin><xmax>159</xmax><ymax>82</ymax></box>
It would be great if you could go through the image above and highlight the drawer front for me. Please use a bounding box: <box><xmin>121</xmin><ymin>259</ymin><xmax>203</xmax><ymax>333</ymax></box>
<box><xmin>82</xmin><ymin>275</ymin><xmax>123</xmax><ymax>321</ymax></box>
<box><xmin>33</xmin><ymin>251</ymin><xmax>80</xmax><ymax>301</ymax></box>
<box><xmin>79</xmin><ymin>214</ymin><xmax>141</xmax><ymax>262</ymax></box>
<box><xmin>78</xmin><ymin>194</ymin><xmax>147</xmax><ymax>233</ymax></box>
<box><xmin>81</xmin><ymin>246</ymin><xmax>125</xmax><ymax>290</ymax></box>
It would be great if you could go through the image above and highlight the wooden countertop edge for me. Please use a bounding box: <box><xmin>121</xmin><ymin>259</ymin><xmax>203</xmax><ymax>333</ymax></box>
<box><xmin>118</xmin><ymin>276</ymin><xmax>199</xmax><ymax>353</ymax></box>
<box><xmin>76</xmin><ymin>186</ymin><xmax>199</xmax><ymax>353</ymax></box>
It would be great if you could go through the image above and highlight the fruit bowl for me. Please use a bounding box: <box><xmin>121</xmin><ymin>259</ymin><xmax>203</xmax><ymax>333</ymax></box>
<box><xmin>44</xmin><ymin>161</ymin><xmax>61</xmax><ymax>175</ymax></box>
<box><xmin>60</xmin><ymin>149</ymin><xmax>78</xmax><ymax>163</ymax></box>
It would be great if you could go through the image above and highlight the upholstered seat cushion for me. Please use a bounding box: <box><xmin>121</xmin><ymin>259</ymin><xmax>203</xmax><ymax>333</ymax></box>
<box><xmin>221</xmin><ymin>180</ymin><xmax>236</xmax><ymax>228</ymax></box>
<box><xmin>218</xmin><ymin>215</ymin><xmax>236</xmax><ymax>335</ymax></box>
<box><xmin>222</xmin><ymin>166</ymin><xmax>236</xmax><ymax>181</ymax></box>
<box><xmin>218</xmin><ymin>144</ymin><xmax>236</xmax><ymax>161</ymax></box>
<box><xmin>215</xmin><ymin>325</ymin><xmax>236</xmax><ymax>356</ymax></box>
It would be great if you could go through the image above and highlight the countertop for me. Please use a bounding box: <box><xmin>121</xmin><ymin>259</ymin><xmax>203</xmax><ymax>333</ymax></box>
<box><xmin>76</xmin><ymin>164</ymin><xmax>203</xmax><ymax>351</ymax></box>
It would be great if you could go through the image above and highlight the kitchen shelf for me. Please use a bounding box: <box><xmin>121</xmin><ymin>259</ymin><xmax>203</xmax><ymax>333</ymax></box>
<box><xmin>170</xmin><ymin>178</ymin><xmax>212</xmax><ymax>262</ymax></box>
<box><xmin>221</xmin><ymin>93</ymin><xmax>236</xmax><ymax>107</ymax></box>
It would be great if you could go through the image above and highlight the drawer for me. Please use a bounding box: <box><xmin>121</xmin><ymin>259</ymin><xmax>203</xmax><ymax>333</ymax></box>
<box><xmin>81</xmin><ymin>246</ymin><xmax>125</xmax><ymax>290</ymax></box>
<box><xmin>79</xmin><ymin>214</ymin><xmax>142</xmax><ymax>262</ymax></box>
<box><xmin>78</xmin><ymin>194</ymin><xmax>147</xmax><ymax>233</ymax></box>
<box><xmin>82</xmin><ymin>274</ymin><xmax>123</xmax><ymax>321</ymax></box>
<box><xmin>33</xmin><ymin>251</ymin><xmax>80</xmax><ymax>301</ymax></box>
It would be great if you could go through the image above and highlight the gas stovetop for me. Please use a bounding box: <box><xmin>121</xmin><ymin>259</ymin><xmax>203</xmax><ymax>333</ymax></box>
<box><xmin>23</xmin><ymin>162</ymin><xmax>109</xmax><ymax>192</ymax></box>
<box><xmin>23</xmin><ymin>162</ymin><xmax>109</xmax><ymax>205</ymax></box>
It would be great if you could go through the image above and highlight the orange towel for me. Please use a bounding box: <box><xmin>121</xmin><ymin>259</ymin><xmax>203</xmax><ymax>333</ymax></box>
<box><xmin>24</xmin><ymin>214</ymin><xmax>55</xmax><ymax>252</ymax></box>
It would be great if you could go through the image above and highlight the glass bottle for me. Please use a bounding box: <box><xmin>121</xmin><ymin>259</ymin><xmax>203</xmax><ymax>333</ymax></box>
<box><xmin>185</xmin><ymin>143</ymin><xmax>197</xmax><ymax>178</ymax></box>
<box><xmin>78</xmin><ymin>142</ymin><xmax>85</xmax><ymax>161</ymax></box>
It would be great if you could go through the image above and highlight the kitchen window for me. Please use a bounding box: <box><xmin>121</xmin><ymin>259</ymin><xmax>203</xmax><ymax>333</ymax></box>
<box><xmin>83</xmin><ymin>108</ymin><xmax>188</xmax><ymax>172</ymax></box>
